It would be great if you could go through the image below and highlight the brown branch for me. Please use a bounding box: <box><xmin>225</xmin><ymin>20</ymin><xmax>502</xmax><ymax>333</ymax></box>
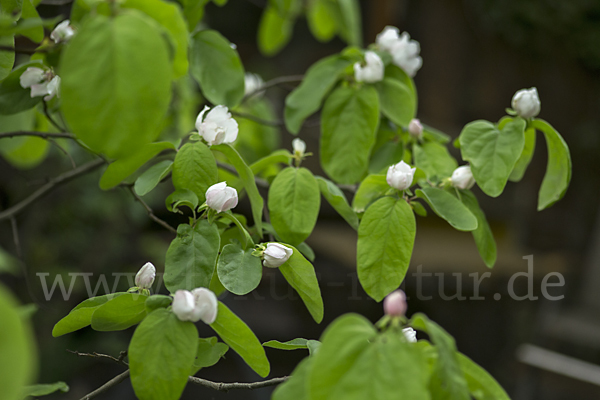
<box><xmin>188</xmin><ymin>375</ymin><xmax>289</xmax><ymax>391</ymax></box>
<box><xmin>127</xmin><ymin>186</ymin><xmax>177</xmax><ymax>234</ymax></box>
<box><xmin>0</xmin><ymin>158</ymin><xmax>105</xmax><ymax>221</ymax></box>
<box><xmin>230</xmin><ymin>111</ymin><xmax>285</xmax><ymax>127</ymax></box>
<box><xmin>0</xmin><ymin>131</ymin><xmax>75</xmax><ymax>140</ymax></box>
<box><xmin>79</xmin><ymin>370</ymin><xmax>130</xmax><ymax>400</ymax></box>
<box><xmin>67</xmin><ymin>349</ymin><xmax>128</xmax><ymax>367</ymax></box>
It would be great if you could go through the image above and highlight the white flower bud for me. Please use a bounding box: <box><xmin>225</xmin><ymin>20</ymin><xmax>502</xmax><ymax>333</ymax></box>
<box><xmin>205</xmin><ymin>182</ymin><xmax>238</xmax><ymax>213</ymax></box>
<box><xmin>195</xmin><ymin>105</ymin><xmax>238</xmax><ymax>146</ymax></box>
<box><xmin>172</xmin><ymin>290</ymin><xmax>197</xmax><ymax>322</ymax></box>
<box><xmin>386</xmin><ymin>161</ymin><xmax>416</xmax><ymax>191</ymax></box>
<box><xmin>135</xmin><ymin>262</ymin><xmax>156</xmax><ymax>289</ymax></box>
<box><xmin>19</xmin><ymin>67</ymin><xmax>60</xmax><ymax>101</ymax></box>
<box><xmin>511</xmin><ymin>87</ymin><xmax>540</xmax><ymax>119</ymax></box>
<box><xmin>408</xmin><ymin>118</ymin><xmax>423</xmax><ymax>139</ymax></box>
<box><xmin>190</xmin><ymin>287</ymin><xmax>218</xmax><ymax>324</ymax></box>
<box><xmin>244</xmin><ymin>72</ymin><xmax>263</xmax><ymax>96</ymax></box>
<box><xmin>403</xmin><ymin>327</ymin><xmax>417</xmax><ymax>343</ymax></box>
<box><xmin>263</xmin><ymin>243</ymin><xmax>293</xmax><ymax>268</ymax></box>
<box><xmin>389</xmin><ymin>32</ymin><xmax>422</xmax><ymax>78</ymax></box>
<box><xmin>451</xmin><ymin>165</ymin><xmax>475</xmax><ymax>190</ymax></box>
<box><xmin>354</xmin><ymin>51</ymin><xmax>384</xmax><ymax>83</ymax></box>
<box><xmin>383</xmin><ymin>290</ymin><xmax>407</xmax><ymax>316</ymax></box>
<box><xmin>50</xmin><ymin>20</ymin><xmax>75</xmax><ymax>43</ymax></box>
<box><xmin>376</xmin><ymin>26</ymin><xmax>400</xmax><ymax>52</ymax></box>
<box><xmin>292</xmin><ymin>138</ymin><xmax>306</xmax><ymax>157</ymax></box>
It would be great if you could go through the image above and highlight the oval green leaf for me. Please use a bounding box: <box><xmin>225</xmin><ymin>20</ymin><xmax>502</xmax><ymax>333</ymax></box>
<box><xmin>217</xmin><ymin>243</ymin><xmax>262</xmax><ymax>295</ymax></box>
<box><xmin>352</xmin><ymin>174</ymin><xmax>389</xmax><ymax>213</ymax></box>
<box><xmin>415</xmin><ymin>187</ymin><xmax>477</xmax><ymax>231</ymax></box>
<box><xmin>375</xmin><ymin>78</ymin><xmax>416</xmax><ymax>127</ymax></box>
<box><xmin>134</xmin><ymin>160</ymin><xmax>173</xmax><ymax>196</ymax></box>
<box><xmin>52</xmin><ymin>293</ymin><xmax>125</xmax><ymax>337</ymax></box>
<box><xmin>91</xmin><ymin>293</ymin><xmax>148</xmax><ymax>331</ymax></box>
<box><xmin>413</xmin><ymin>141</ymin><xmax>457</xmax><ymax>180</ymax></box>
<box><xmin>172</xmin><ymin>141</ymin><xmax>218</xmax><ymax>204</ymax></box>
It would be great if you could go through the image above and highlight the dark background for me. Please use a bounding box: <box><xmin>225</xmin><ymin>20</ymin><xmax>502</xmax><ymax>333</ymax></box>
<box><xmin>2</xmin><ymin>0</ymin><xmax>600</xmax><ymax>399</ymax></box>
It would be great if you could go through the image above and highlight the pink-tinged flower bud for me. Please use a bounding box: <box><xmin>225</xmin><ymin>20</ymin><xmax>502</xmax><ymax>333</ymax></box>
<box><xmin>408</xmin><ymin>119</ymin><xmax>423</xmax><ymax>139</ymax></box>
<box><xmin>195</xmin><ymin>105</ymin><xmax>238</xmax><ymax>146</ymax></box>
<box><xmin>263</xmin><ymin>243</ymin><xmax>293</xmax><ymax>268</ymax></box>
<box><xmin>511</xmin><ymin>87</ymin><xmax>540</xmax><ymax>119</ymax></box>
<box><xmin>386</xmin><ymin>161</ymin><xmax>416</xmax><ymax>191</ymax></box>
<box><xmin>172</xmin><ymin>290</ymin><xmax>197</xmax><ymax>322</ymax></box>
<box><xmin>403</xmin><ymin>327</ymin><xmax>417</xmax><ymax>342</ymax></box>
<box><xmin>383</xmin><ymin>290</ymin><xmax>407</xmax><ymax>316</ymax></box>
<box><xmin>451</xmin><ymin>165</ymin><xmax>475</xmax><ymax>190</ymax></box>
<box><xmin>135</xmin><ymin>262</ymin><xmax>156</xmax><ymax>289</ymax></box>
<box><xmin>191</xmin><ymin>288</ymin><xmax>218</xmax><ymax>324</ymax></box>
<box><xmin>205</xmin><ymin>182</ymin><xmax>238</xmax><ymax>213</ymax></box>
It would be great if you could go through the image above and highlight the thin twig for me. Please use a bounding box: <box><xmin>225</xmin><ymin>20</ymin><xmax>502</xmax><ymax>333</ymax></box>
<box><xmin>67</xmin><ymin>349</ymin><xmax>129</xmax><ymax>366</ymax></box>
<box><xmin>188</xmin><ymin>375</ymin><xmax>289</xmax><ymax>391</ymax></box>
<box><xmin>79</xmin><ymin>370</ymin><xmax>130</xmax><ymax>400</ymax></box>
<box><xmin>0</xmin><ymin>45</ymin><xmax>43</xmax><ymax>55</ymax></box>
<box><xmin>127</xmin><ymin>187</ymin><xmax>177</xmax><ymax>234</ymax></box>
<box><xmin>242</xmin><ymin>74</ymin><xmax>304</xmax><ymax>103</ymax></box>
<box><xmin>0</xmin><ymin>131</ymin><xmax>75</xmax><ymax>140</ymax></box>
<box><xmin>48</xmin><ymin>138</ymin><xmax>77</xmax><ymax>169</ymax></box>
<box><xmin>0</xmin><ymin>158</ymin><xmax>105</xmax><ymax>221</ymax></box>
<box><xmin>230</xmin><ymin>111</ymin><xmax>285</xmax><ymax>127</ymax></box>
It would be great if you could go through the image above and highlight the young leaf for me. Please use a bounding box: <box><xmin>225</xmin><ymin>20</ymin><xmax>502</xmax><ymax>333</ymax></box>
<box><xmin>279</xmin><ymin>245</ymin><xmax>324</xmax><ymax>323</ymax></box>
<box><xmin>327</xmin><ymin>0</ymin><xmax>362</xmax><ymax>47</ymax></box>
<box><xmin>21</xmin><ymin>381</ymin><xmax>69</xmax><ymax>397</ymax></box>
<box><xmin>189</xmin><ymin>29</ymin><xmax>245</xmax><ymax>108</ymax></box>
<box><xmin>375</xmin><ymin>78</ymin><xmax>416</xmax><ymax>127</ymax></box>
<box><xmin>306</xmin><ymin>0</ymin><xmax>336</xmax><ymax>42</ymax></box>
<box><xmin>258</xmin><ymin>5</ymin><xmax>295</xmax><ymax>56</ymax></box>
<box><xmin>99</xmin><ymin>142</ymin><xmax>174</xmax><ymax>190</ymax></box>
<box><xmin>415</xmin><ymin>187</ymin><xmax>477</xmax><ymax>231</ymax></box>
<box><xmin>134</xmin><ymin>160</ymin><xmax>173</xmax><ymax>196</ymax></box>
<box><xmin>460</xmin><ymin>190</ymin><xmax>496</xmax><ymax>268</ymax></box>
<box><xmin>0</xmin><ymin>35</ymin><xmax>15</xmax><ymax>81</ymax></box>
<box><xmin>60</xmin><ymin>11</ymin><xmax>172</xmax><ymax>159</ymax></box>
<box><xmin>321</xmin><ymin>84</ymin><xmax>380</xmax><ymax>184</ymax></box>
<box><xmin>0</xmin><ymin>61</ymin><xmax>44</xmax><ymax>115</ymax></box>
<box><xmin>217</xmin><ymin>243</ymin><xmax>262</xmax><ymax>295</ymax></box>
<box><xmin>129</xmin><ymin>309</ymin><xmax>198</xmax><ymax>400</ymax></box>
<box><xmin>165</xmin><ymin>189</ymin><xmax>199</xmax><ymax>214</ymax></box>
<box><xmin>164</xmin><ymin>221</ymin><xmax>220</xmax><ymax>292</ymax></box>
<box><xmin>212</xmin><ymin>143</ymin><xmax>263</xmax><ymax>234</ymax></box>
<box><xmin>90</xmin><ymin>293</ymin><xmax>148</xmax><ymax>331</ymax></box>
<box><xmin>413</xmin><ymin>142</ymin><xmax>457</xmax><ymax>180</ymax></box>
<box><xmin>210</xmin><ymin>302</ymin><xmax>270</xmax><ymax>377</ymax></box>
<box><xmin>250</xmin><ymin>149</ymin><xmax>292</xmax><ymax>176</ymax></box>
<box><xmin>458</xmin><ymin>118</ymin><xmax>526</xmax><ymax>197</ymax></box>
<box><xmin>52</xmin><ymin>293</ymin><xmax>125</xmax><ymax>337</ymax></box>
<box><xmin>532</xmin><ymin>119</ymin><xmax>572</xmax><ymax>210</ymax></box>
<box><xmin>191</xmin><ymin>337</ymin><xmax>229</xmax><ymax>375</ymax></box>
<box><xmin>269</xmin><ymin>167</ymin><xmax>320</xmax><ymax>246</ymax></box>
<box><xmin>263</xmin><ymin>338</ymin><xmax>310</xmax><ymax>350</ymax></box>
<box><xmin>172</xmin><ymin>141</ymin><xmax>218</xmax><ymax>204</ymax></box>
<box><xmin>352</xmin><ymin>174</ymin><xmax>389</xmax><ymax>212</ymax></box>
<box><xmin>316</xmin><ymin>176</ymin><xmax>359</xmax><ymax>230</ymax></box>
<box><xmin>509</xmin><ymin>126</ymin><xmax>536</xmax><ymax>182</ymax></box>
<box><xmin>458</xmin><ymin>352</ymin><xmax>510</xmax><ymax>400</ymax></box>
<box><xmin>357</xmin><ymin>197</ymin><xmax>416</xmax><ymax>302</ymax></box>
<box><xmin>145</xmin><ymin>295</ymin><xmax>173</xmax><ymax>313</ymax></box>
<box><xmin>284</xmin><ymin>54</ymin><xmax>353</xmax><ymax>134</ymax></box>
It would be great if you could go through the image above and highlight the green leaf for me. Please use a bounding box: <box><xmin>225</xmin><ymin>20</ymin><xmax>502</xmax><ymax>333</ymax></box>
<box><xmin>352</xmin><ymin>174</ymin><xmax>389</xmax><ymax>212</ymax></box>
<box><xmin>306</xmin><ymin>0</ymin><xmax>336</xmax><ymax>42</ymax></box>
<box><xmin>316</xmin><ymin>176</ymin><xmax>359</xmax><ymax>230</ymax></box>
<box><xmin>145</xmin><ymin>294</ymin><xmax>172</xmax><ymax>313</ymax></box>
<box><xmin>269</xmin><ymin>167</ymin><xmax>320</xmax><ymax>246</ymax></box>
<box><xmin>321</xmin><ymin>84</ymin><xmax>380</xmax><ymax>184</ymax></box>
<box><xmin>91</xmin><ymin>293</ymin><xmax>147</xmax><ymax>331</ymax></box>
<box><xmin>263</xmin><ymin>338</ymin><xmax>310</xmax><ymax>350</ymax></box>
<box><xmin>191</xmin><ymin>337</ymin><xmax>229</xmax><ymax>375</ymax></box>
<box><xmin>172</xmin><ymin>141</ymin><xmax>218</xmax><ymax>204</ymax></box>
<box><xmin>212</xmin><ymin>143</ymin><xmax>263</xmax><ymax>234</ymax></box>
<box><xmin>415</xmin><ymin>187</ymin><xmax>477</xmax><ymax>231</ymax></box>
<box><xmin>460</xmin><ymin>190</ymin><xmax>496</xmax><ymax>268</ymax></box>
<box><xmin>327</xmin><ymin>0</ymin><xmax>362</xmax><ymax>47</ymax></box>
<box><xmin>179</xmin><ymin>0</ymin><xmax>209</xmax><ymax>31</ymax></box>
<box><xmin>413</xmin><ymin>142</ymin><xmax>458</xmax><ymax>179</ymax></box>
<box><xmin>410</xmin><ymin>313</ymin><xmax>470</xmax><ymax>400</ymax></box>
<box><xmin>308</xmin><ymin>314</ymin><xmax>376</xmax><ymax>400</ymax></box>
<box><xmin>249</xmin><ymin>149</ymin><xmax>291</xmax><ymax>175</ymax></box>
<box><xmin>509</xmin><ymin>126</ymin><xmax>536</xmax><ymax>182</ymax></box>
<box><xmin>369</xmin><ymin>137</ymin><xmax>403</xmax><ymax>174</ymax></box>
<box><xmin>458</xmin><ymin>352</ymin><xmax>510</xmax><ymax>400</ymax></box>
<box><xmin>220</xmin><ymin>211</ymin><xmax>254</xmax><ymax>248</ymax></box>
<box><xmin>357</xmin><ymin>197</ymin><xmax>416</xmax><ymax>302</ymax></box>
<box><xmin>0</xmin><ymin>35</ymin><xmax>15</xmax><ymax>80</ymax></box>
<box><xmin>0</xmin><ymin>284</ymin><xmax>36</xmax><ymax>400</ymax></box>
<box><xmin>21</xmin><ymin>381</ymin><xmax>69</xmax><ymax>397</ymax></box>
<box><xmin>532</xmin><ymin>119</ymin><xmax>572</xmax><ymax>211</ymax></box>
<box><xmin>60</xmin><ymin>12</ymin><xmax>172</xmax><ymax>159</ymax></box>
<box><xmin>189</xmin><ymin>29</ymin><xmax>245</xmax><ymax>108</ymax></box>
<box><xmin>296</xmin><ymin>242</ymin><xmax>316</xmax><ymax>262</ymax></box>
<box><xmin>279</xmin><ymin>245</ymin><xmax>323</xmax><ymax>323</ymax></box>
<box><xmin>458</xmin><ymin>118</ymin><xmax>526</xmax><ymax>197</ymax></box>
<box><xmin>217</xmin><ymin>243</ymin><xmax>262</xmax><ymax>295</ymax></box>
<box><xmin>422</xmin><ymin>124</ymin><xmax>451</xmax><ymax>144</ymax></box>
<box><xmin>210</xmin><ymin>302</ymin><xmax>270</xmax><ymax>377</ymax></box>
<box><xmin>257</xmin><ymin>5</ymin><xmax>294</xmax><ymax>56</ymax></box>
<box><xmin>122</xmin><ymin>0</ymin><xmax>189</xmax><ymax>78</ymax></box>
<box><xmin>134</xmin><ymin>160</ymin><xmax>173</xmax><ymax>196</ymax></box>
<box><xmin>99</xmin><ymin>142</ymin><xmax>174</xmax><ymax>190</ymax></box>
<box><xmin>52</xmin><ymin>293</ymin><xmax>124</xmax><ymax>337</ymax></box>
<box><xmin>284</xmin><ymin>54</ymin><xmax>353</xmax><ymax>134</ymax></box>
<box><xmin>0</xmin><ymin>61</ymin><xmax>43</xmax><ymax>115</ymax></box>
<box><xmin>130</xmin><ymin>309</ymin><xmax>198</xmax><ymax>400</ymax></box>
<box><xmin>164</xmin><ymin>221</ymin><xmax>220</xmax><ymax>292</ymax></box>
<box><xmin>375</xmin><ymin>78</ymin><xmax>416</xmax><ymax>127</ymax></box>
<box><xmin>272</xmin><ymin>356</ymin><xmax>312</xmax><ymax>400</ymax></box>
<box><xmin>19</xmin><ymin>0</ymin><xmax>43</xmax><ymax>42</ymax></box>
<box><xmin>165</xmin><ymin>189</ymin><xmax>199</xmax><ymax>213</ymax></box>
<box><xmin>0</xmin><ymin>110</ymin><xmax>48</xmax><ymax>169</ymax></box>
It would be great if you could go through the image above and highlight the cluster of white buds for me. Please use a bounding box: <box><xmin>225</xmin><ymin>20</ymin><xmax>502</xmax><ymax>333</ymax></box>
<box><xmin>376</xmin><ymin>26</ymin><xmax>423</xmax><ymax>77</ymax></box>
